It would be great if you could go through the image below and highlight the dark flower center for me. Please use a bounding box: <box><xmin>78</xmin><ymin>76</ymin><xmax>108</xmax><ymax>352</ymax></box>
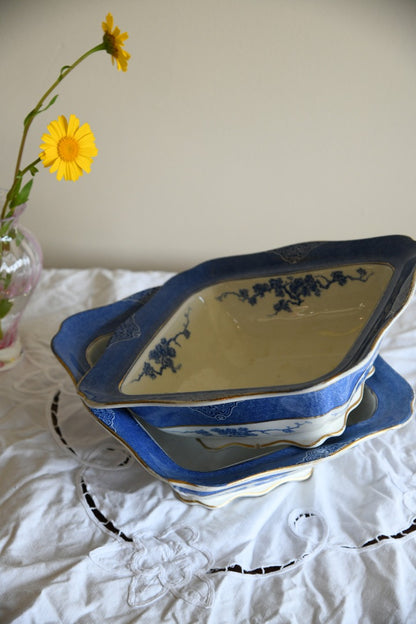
<box><xmin>103</xmin><ymin>32</ymin><xmax>118</xmax><ymax>58</ymax></box>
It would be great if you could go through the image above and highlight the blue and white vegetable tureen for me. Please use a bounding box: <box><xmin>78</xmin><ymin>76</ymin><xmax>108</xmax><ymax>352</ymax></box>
<box><xmin>52</xmin><ymin>236</ymin><xmax>416</xmax><ymax>505</ymax></box>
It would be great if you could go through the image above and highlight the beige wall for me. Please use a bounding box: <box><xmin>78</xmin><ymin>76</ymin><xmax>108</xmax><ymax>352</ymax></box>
<box><xmin>1</xmin><ymin>0</ymin><xmax>416</xmax><ymax>271</ymax></box>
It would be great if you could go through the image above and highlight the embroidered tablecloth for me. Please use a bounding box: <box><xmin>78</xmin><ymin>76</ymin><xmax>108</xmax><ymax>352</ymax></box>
<box><xmin>1</xmin><ymin>268</ymin><xmax>416</xmax><ymax>624</ymax></box>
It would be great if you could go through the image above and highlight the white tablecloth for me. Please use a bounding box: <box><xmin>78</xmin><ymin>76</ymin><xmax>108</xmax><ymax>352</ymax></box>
<box><xmin>1</xmin><ymin>268</ymin><xmax>416</xmax><ymax>624</ymax></box>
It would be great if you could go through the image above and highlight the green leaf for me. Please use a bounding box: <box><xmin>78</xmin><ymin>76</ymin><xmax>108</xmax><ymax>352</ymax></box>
<box><xmin>0</xmin><ymin>299</ymin><xmax>13</xmax><ymax>319</ymax></box>
<box><xmin>11</xmin><ymin>176</ymin><xmax>22</xmax><ymax>198</ymax></box>
<box><xmin>38</xmin><ymin>93</ymin><xmax>59</xmax><ymax>114</ymax></box>
<box><xmin>23</xmin><ymin>94</ymin><xmax>59</xmax><ymax>128</ymax></box>
<box><xmin>23</xmin><ymin>108</ymin><xmax>37</xmax><ymax>128</ymax></box>
<box><xmin>29</xmin><ymin>165</ymin><xmax>39</xmax><ymax>176</ymax></box>
<box><xmin>10</xmin><ymin>179</ymin><xmax>33</xmax><ymax>208</ymax></box>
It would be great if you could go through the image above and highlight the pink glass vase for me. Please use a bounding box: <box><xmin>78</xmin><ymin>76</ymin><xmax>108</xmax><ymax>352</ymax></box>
<box><xmin>0</xmin><ymin>192</ymin><xmax>42</xmax><ymax>370</ymax></box>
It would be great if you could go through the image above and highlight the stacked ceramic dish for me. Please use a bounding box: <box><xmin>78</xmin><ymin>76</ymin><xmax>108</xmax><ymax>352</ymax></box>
<box><xmin>52</xmin><ymin>235</ymin><xmax>416</xmax><ymax>507</ymax></box>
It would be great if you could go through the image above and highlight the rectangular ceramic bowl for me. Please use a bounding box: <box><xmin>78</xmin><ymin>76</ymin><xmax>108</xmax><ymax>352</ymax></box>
<box><xmin>74</xmin><ymin>236</ymin><xmax>416</xmax><ymax>447</ymax></box>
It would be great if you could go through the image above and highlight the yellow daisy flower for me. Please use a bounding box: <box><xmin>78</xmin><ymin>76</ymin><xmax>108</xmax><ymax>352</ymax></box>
<box><xmin>39</xmin><ymin>114</ymin><xmax>98</xmax><ymax>182</ymax></box>
<box><xmin>102</xmin><ymin>12</ymin><xmax>131</xmax><ymax>72</ymax></box>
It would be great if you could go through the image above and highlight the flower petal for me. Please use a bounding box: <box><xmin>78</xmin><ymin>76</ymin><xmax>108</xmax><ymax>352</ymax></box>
<box><xmin>39</xmin><ymin>114</ymin><xmax>97</xmax><ymax>181</ymax></box>
<box><xmin>101</xmin><ymin>12</ymin><xmax>130</xmax><ymax>71</ymax></box>
<box><xmin>74</xmin><ymin>122</ymin><xmax>94</xmax><ymax>141</ymax></box>
<box><xmin>75</xmin><ymin>155</ymin><xmax>93</xmax><ymax>173</ymax></box>
<box><xmin>49</xmin><ymin>159</ymin><xmax>59</xmax><ymax>174</ymax></box>
<box><xmin>56</xmin><ymin>160</ymin><xmax>66</xmax><ymax>181</ymax></box>
<box><xmin>68</xmin><ymin>160</ymin><xmax>82</xmax><ymax>180</ymax></box>
<box><xmin>103</xmin><ymin>12</ymin><xmax>114</xmax><ymax>33</ymax></box>
<box><xmin>46</xmin><ymin>119</ymin><xmax>64</xmax><ymax>141</ymax></box>
<box><xmin>57</xmin><ymin>115</ymin><xmax>68</xmax><ymax>135</ymax></box>
<box><xmin>67</xmin><ymin>114</ymin><xmax>80</xmax><ymax>137</ymax></box>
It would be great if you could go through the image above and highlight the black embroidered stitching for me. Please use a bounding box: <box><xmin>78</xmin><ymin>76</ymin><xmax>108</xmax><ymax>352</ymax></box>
<box><xmin>209</xmin><ymin>513</ymin><xmax>416</xmax><ymax>575</ymax></box>
<box><xmin>210</xmin><ymin>512</ymin><xmax>315</xmax><ymax>574</ymax></box>
<box><xmin>294</xmin><ymin>512</ymin><xmax>314</xmax><ymax>521</ymax></box>
<box><xmin>80</xmin><ymin>475</ymin><xmax>133</xmax><ymax>543</ymax></box>
<box><xmin>341</xmin><ymin>517</ymin><xmax>416</xmax><ymax>549</ymax></box>
<box><xmin>51</xmin><ymin>392</ymin><xmax>131</xmax><ymax>467</ymax></box>
<box><xmin>51</xmin><ymin>390</ymin><xmax>76</xmax><ymax>455</ymax></box>
<box><xmin>113</xmin><ymin>450</ymin><xmax>131</xmax><ymax>467</ymax></box>
<box><xmin>51</xmin><ymin>393</ymin><xmax>416</xmax><ymax>573</ymax></box>
<box><xmin>50</xmin><ymin>393</ymin><xmax>133</xmax><ymax>542</ymax></box>
<box><xmin>209</xmin><ymin>558</ymin><xmax>304</xmax><ymax>575</ymax></box>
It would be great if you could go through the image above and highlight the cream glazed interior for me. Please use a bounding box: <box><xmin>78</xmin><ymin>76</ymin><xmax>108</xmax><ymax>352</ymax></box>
<box><xmin>121</xmin><ymin>262</ymin><xmax>392</xmax><ymax>397</ymax></box>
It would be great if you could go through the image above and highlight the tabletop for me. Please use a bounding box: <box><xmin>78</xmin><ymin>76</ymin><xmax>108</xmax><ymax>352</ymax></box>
<box><xmin>1</xmin><ymin>267</ymin><xmax>416</xmax><ymax>624</ymax></box>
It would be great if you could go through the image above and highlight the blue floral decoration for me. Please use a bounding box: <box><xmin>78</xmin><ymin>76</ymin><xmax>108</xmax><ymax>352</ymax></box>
<box><xmin>136</xmin><ymin>308</ymin><xmax>191</xmax><ymax>381</ymax></box>
<box><xmin>216</xmin><ymin>268</ymin><xmax>372</xmax><ymax>315</ymax></box>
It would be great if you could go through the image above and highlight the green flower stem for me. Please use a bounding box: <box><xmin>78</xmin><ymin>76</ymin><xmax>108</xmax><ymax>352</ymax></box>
<box><xmin>1</xmin><ymin>42</ymin><xmax>106</xmax><ymax>219</ymax></box>
<box><xmin>19</xmin><ymin>157</ymin><xmax>42</xmax><ymax>180</ymax></box>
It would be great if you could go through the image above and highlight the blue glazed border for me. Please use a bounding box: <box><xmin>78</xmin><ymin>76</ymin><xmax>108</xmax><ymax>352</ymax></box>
<box><xmin>51</xmin><ymin>287</ymin><xmax>158</xmax><ymax>382</ymax></box>
<box><xmin>131</xmin><ymin>359</ymin><xmax>372</xmax><ymax>427</ymax></box>
<box><xmin>88</xmin><ymin>357</ymin><xmax>414</xmax><ymax>488</ymax></box>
